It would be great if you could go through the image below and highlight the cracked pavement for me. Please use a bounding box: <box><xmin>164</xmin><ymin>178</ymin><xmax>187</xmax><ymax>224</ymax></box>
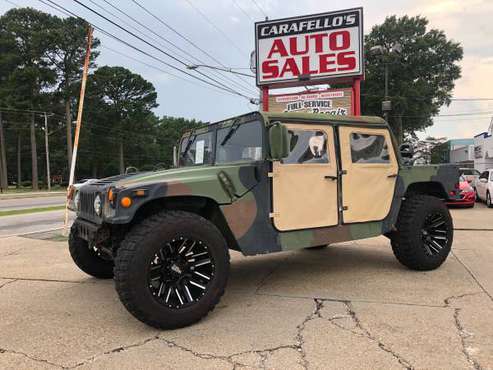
<box><xmin>0</xmin><ymin>205</ymin><xmax>492</xmax><ymax>369</ymax></box>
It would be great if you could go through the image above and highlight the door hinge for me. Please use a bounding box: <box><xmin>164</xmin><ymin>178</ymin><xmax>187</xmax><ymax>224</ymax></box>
<box><xmin>340</xmin><ymin>206</ymin><xmax>348</xmax><ymax>211</ymax></box>
<box><xmin>269</xmin><ymin>212</ymin><xmax>279</xmax><ymax>218</ymax></box>
<box><xmin>268</xmin><ymin>172</ymin><xmax>279</xmax><ymax>178</ymax></box>
<box><xmin>339</xmin><ymin>170</ymin><xmax>347</xmax><ymax>176</ymax></box>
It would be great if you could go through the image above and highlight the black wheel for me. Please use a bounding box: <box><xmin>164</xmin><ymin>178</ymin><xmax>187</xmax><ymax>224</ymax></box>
<box><xmin>114</xmin><ymin>211</ymin><xmax>230</xmax><ymax>329</ymax></box>
<box><xmin>68</xmin><ymin>223</ymin><xmax>114</xmax><ymax>279</ymax></box>
<box><xmin>391</xmin><ymin>195</ymin><xmax>453</xmax><ymax>271</ymax></box>
<box><xmin>487</xmin><ymin>192</ymin><xmax>492</xmax><ymax>208</ymax></box>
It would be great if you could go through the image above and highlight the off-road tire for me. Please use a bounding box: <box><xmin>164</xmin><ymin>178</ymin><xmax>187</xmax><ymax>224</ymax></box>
<box><xmin>487</xmin><ymin>192</ymin><xmax>492</xmax><ymax>208</ymax></box>
<box><xmin>391</xmin><ymin>195</ymin><xmax>453</xmax><ymax>271</ymax></box>
<box><xmin>68</xmin><ymin>224</ymin><xmax>114</xmax><ymax>279</ymax></box>
<box><xmin>114</xmin><ymin>211</ymin><xmax>230</xmax><ymax>329</ymax></box>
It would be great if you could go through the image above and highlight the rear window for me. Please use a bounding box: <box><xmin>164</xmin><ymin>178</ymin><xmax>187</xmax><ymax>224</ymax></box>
<box><xmin>350</xmin><ymin>133</ymin><xmax>390</xmax><ymax>164</ymax></box>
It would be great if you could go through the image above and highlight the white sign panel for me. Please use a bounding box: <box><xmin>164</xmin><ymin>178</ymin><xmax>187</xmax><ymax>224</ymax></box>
<box><xmin>255</xmin><ymin>8</ymin><xmax>364</xmax><ymax>87</ymax></box>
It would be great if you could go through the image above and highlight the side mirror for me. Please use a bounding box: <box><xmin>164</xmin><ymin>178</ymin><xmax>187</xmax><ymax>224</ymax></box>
<box><xmin>269</xmin><ymin>121</ymin><xmax>289</xmax><ymax>160</ymax></box>
<box><xmin>399</xmin><ymin>143</ymin><xmax>414</xmax><ymax>159</ymax></box>
<box><xmin>173</xmin><ymin>145</ymin><xmax>178</xmax><ymax>167</ymax></box>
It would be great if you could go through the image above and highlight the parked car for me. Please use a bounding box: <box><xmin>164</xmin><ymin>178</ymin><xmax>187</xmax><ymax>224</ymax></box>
<box><xmin>446</xmin><ymin>176</ymin><xmax>475</xmax><ymax>208</ymax></box>
<box><xmin>475</xmin><ymin>169</ymin><xmax>493</xmax><ymax>207</ymax></box>
<box><xmin>459</xmin><ymin>168</ymin><xmax>481</xmax><ymax>186</ymax></box>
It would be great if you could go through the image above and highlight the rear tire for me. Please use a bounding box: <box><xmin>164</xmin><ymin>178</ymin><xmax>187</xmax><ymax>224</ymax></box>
<box><xmin>114</xmin><ymin>211</ymin><xmax>230</xmax><ymax>329</ymax></box>
<box><xmin>69</xmin><ymin>224</ymin><xmax>114</xmax><ymax>279</ymax></box>
<box><xmin>391</xmin><ymin>195</ymin><xmax>453</xmax><ymax>271</ymax></box>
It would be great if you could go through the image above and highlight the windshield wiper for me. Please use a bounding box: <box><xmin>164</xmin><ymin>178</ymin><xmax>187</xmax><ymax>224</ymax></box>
<box><xmin>181</xmin><ymin>130</ymin><xmax>197</xmax><ymax>160</ymax></box>
<box><xmin>220</xmin><ymin>118</ymin><xmax>241</xmax><ymax>146</ymax></box>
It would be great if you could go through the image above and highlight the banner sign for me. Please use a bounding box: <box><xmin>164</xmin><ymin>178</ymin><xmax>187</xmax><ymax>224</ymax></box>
<box><xmin>268</xmin><ymin>88</ymin><xmax>352</xmax><ymax>115</ymax></box>
<box><xmin>255</xmin><ymin>8</ymin><xmax>364</xmax><ymax>87</ymax></box>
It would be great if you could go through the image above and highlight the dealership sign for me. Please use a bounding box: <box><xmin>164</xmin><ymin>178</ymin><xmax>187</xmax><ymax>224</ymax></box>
<box><xmin>255</xmin><ymin>8</ymin><xmax>364</xmax><ymax>87</ymax></box>
<box><xmin>268</xmin><ymin>88</ymin><xmax>352</xmax><ymax>115</ymax></box>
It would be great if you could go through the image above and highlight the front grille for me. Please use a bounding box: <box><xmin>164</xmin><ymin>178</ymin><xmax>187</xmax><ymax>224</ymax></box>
<box><xmin>79</xmin><ymin>190</ymin><xmax>98</xmax><ymax>221</ymax></box>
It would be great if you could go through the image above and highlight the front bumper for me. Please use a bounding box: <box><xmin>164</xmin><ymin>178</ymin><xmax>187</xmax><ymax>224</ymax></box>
<box><xmin>73</xmin><ymin>218</ymin><xmax>101</xmax><ymax>243</ymax></box>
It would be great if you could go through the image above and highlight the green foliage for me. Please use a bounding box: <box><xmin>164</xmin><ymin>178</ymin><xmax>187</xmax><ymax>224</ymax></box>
<box><xmin>362</xmin><ymin>15</ymin><xmax>463</xmax><ymax>140</ymax></box>
<box><xmin>0</xmin><ymin>8</ymin><xmax>202</xmax><ymax>185</ymax></box>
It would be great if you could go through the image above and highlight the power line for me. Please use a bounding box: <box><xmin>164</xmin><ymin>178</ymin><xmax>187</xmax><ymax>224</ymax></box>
<box><xmin>129</xmin><ymin>0</ymin><xmax>257</xmax><ymax>94</ymax></box>
<box><xmin>71</xmin><ymin>0</ymin><xmax>251</xmax><ymax>98</ymax></box>
<box><xmin>2</xmin><ymin>0</ymin><xmax>20</xmax><ymax>7</ymax></box>
<box><xmin>46</xmin><ymin>0</ymin><xmax>255</xmax><ymax>101</ymax></box>
<box><xmin>250</xmin><ymin>0</ymin><xmax>268</xmax><ymax>18</ymax></box>
<box><xmin>96</xmin><ymin>0</ymin><xmax>255</xmax><ymax>96</ymax></box>
<box><xmin>184</xmin><ymin>0</ymin><xmax>248</xmax><ymax>58</ymax></box>
<box><xmin>231</xmin><ymin>0</ymin><xmax>255</xmax><ymax>22</ymax></box>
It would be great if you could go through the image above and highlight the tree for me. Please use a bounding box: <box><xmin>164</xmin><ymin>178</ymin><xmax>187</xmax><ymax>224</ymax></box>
<box><xmin>85</xmin><ymin>66</ymin><xmax>158</xmax><ymax>174</ymax></box>
<box><xmin>0</xmin><ymin>8</ymin><xmax>56</xmax><ymax>189</ymax></box>
<box><xmin>46</xmin><ymin>16</ymin><xmax>100</xmax><ymax>172</ymax></box>
<box><xmin>362</xmin><ymin>15</ymin><xmax>463</xmax><ymax>143</ymax></box>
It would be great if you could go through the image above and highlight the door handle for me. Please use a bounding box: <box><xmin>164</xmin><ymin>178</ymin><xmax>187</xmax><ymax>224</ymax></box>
<box><xmin>324</xmin><ymin>175</ymin><xmax>338</xmax><ymax>181</ymax></box>
<box><xmin>387</xmin><ymin>174</ymin><xmax>398</xmax><ymax>178</ymax></box>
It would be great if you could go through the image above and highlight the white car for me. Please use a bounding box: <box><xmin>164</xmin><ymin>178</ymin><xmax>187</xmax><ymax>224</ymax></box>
<box><xmin>475</xmin><ymin>169</ymin><xmax>493</xmax><ymax>207</ymax></box>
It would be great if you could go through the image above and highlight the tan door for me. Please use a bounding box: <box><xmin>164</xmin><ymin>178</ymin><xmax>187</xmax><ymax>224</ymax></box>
<box><xmin>272</xmin><ymin>124</ymin><xmax>338</xmax><ymax>231</ymax></box>
<box><xmin>338</xmin><ymin>126</ymin><xmax>398</xmax><ymax>223</ymax></box>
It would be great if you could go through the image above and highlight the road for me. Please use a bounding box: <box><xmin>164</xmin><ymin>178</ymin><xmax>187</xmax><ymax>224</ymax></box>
<box><xmin>0</xmin><ymin>195</ymin><xmax>65</xmax><ymax>211</ymax></box>
<box><xmin>0</xmin><ymin>209</ymin><xmax>74</xmax><ymax>238</ymax></box>
<box><xmin>0</xmin><ymin>205</ymin><xmax>491</xmax><ymax>369</ymax></box>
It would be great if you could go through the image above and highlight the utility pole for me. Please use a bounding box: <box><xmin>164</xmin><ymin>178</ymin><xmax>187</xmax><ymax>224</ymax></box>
<box><xmin>0</xmin><ymin>111</ymin><xmax>8</xmax><ymax>191</ymax></box>
<box><xmin>64</xmin><ymin>25</ymin><xmax>93</xmax><ymax>235</ymax></box>
<box><xmin>44</xmin><ymin>112</ymin><xmax>53</xmax><ymax>191</ymax></box>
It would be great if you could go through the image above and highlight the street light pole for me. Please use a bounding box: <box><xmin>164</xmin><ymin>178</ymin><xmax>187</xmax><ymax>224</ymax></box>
<box><xmin>383</xmin><ymin>63</ymin><xmax>390</xmax><ymax>122</ymax></box>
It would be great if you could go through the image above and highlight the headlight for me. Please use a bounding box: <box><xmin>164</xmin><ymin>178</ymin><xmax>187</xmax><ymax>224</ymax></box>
<box><xmin>74</xmin><ymin>191</ymin><xmax>80</xmax><ymax>211</ymax></box>
<box><xmin>94</xmin><ymin>194</ymin><xmax>102</xmax><ymax>216</ymax></box>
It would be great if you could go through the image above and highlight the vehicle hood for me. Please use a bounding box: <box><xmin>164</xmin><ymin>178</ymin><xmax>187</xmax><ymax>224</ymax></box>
<box><xmin>111</xmin><ymin>164</ymin><xmax>260</xmax><ymax>205</ymax></box>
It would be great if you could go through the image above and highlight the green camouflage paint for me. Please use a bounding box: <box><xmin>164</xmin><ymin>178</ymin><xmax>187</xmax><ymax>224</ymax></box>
<box><xmin>73</xmin><ymin>111</ymin><xmax>459</xmax><ymax>256</ymax></box>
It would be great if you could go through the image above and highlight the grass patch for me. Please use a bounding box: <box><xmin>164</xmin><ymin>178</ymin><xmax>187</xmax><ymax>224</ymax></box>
<box><xmin>0</xmin><ymin>205</ymin><xmax>65</xmax><ymax>217</ymax></box>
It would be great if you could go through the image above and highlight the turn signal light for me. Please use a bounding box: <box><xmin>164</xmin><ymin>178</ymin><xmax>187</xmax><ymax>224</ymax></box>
<box><xmin>108</xmin><ymin>188</ymin><xmax>114</xmax><ymax>201</ymax></box>
<box><xmin>120</xmin><ymin>196</ymin><xmax>132</xmax><ymax>208</ymax></box>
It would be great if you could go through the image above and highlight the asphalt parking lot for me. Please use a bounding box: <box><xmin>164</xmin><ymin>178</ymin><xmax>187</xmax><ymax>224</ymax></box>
<box><xmin>0</xmin><ymin>204</ymin><xmax>492</xmax><ymax>369</ymax></box>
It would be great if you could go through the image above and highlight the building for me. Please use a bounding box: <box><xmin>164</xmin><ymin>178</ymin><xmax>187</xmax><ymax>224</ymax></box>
<box><xmin>431</xmin><ymin>138</ymin><xmax>474</xmax><ymax>166</ymax></box>
<box><xmin>474</xmin><ymin>118</ymin><xmax>493</xmax><ymax>172</ymax></box>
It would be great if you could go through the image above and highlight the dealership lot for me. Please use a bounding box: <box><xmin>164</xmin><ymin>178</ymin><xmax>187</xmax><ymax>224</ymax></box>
<box><xmin>0</xmin><ymin>204</ymin><xmax>492</xmax><ymax>369</ymax></box>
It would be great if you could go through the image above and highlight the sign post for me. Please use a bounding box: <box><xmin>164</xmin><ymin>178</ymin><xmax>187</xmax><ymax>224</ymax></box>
<box><xmin>254</xmin><ymin>8</ymin><xmax>364</xmax><ymax>114</ymax></box>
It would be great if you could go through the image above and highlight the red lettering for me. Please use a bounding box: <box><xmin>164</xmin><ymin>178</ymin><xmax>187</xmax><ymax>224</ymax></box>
<box><xmin>309</xmin><ymin>33</ymin><xmax>328</xmax><ymax>53</ymax></box>
<box><xmin>319</xmin><ymin>53</ymin><xmax>336</xmax><ymax>73</ymax></box>
<box><xmin>261</xmin><ymin>60</ymin><xmax>279</xmax><ymax>79</ymax></box>
<box><xmin>280</xmin><ymin>58</ymin><xmax>300</xmax><ymax>77</ymax></box>
<box><xmin>337</xmin><ymin>51</ymin><xmax>356</xmax><ymax>71</ymax></box>
<box><xmin>329</xmin><ymin>31</ymin><xmax>350</xmax><ymax>51</ymax></box>
<box><xmin>289</xmin><ymin>36</ymin><xmax>309</xmax><ymax>55</ymax></box>
<box><xmin>301</xmin><ymin>56</ymin><xmax>318</xmax><ymax>75</ymax></box>
<box><xmin>267</xmin><ymin>39</ymin><xmax>288</xmax><ymax>58</ymax></box>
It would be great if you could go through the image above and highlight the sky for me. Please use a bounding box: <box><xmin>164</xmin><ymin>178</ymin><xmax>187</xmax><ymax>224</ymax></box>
<box><xmin>1</xmin><ymin>0</ymin><xmax>492</xmax><ymax>141</ymax></box>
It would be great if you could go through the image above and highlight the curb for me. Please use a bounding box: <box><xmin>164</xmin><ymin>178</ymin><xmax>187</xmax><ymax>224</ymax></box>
<box><xmin>0</xmin><ymin>191</ymin><xmax>66</xmax><ymax>200</ymax></box>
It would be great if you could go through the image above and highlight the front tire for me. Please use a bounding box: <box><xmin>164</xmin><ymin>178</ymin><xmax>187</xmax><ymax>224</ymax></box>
<box><xmin>391</xmin><ymin>195</ymin><xmax>453</xmax><ymax>271</ymax></box>
<box><xmin>114</xmin><ymin>211</ymin><xmax>230</xmax><ymax>329</ymax></box>
<box><xmin>487</xmin><ymin>192</ymin><xmax>492</xmax><ymax>208</ymax></box>
<box><xmin>69</xmin><ymin>224</ymin><xmax>114</xmax><ymax>279</ymax></box>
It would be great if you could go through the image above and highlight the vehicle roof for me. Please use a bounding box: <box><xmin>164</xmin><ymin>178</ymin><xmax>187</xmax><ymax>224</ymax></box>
<box><xmin>182</xmin><ymin>111</ymin><xmax>387</xmax><ymax>136</ymax></box>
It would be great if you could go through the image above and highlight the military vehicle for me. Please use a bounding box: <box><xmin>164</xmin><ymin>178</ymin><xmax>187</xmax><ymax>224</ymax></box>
<box><xmin>68</xmin><ymin>111</ymin><xmax>459</xmax><ymax>329</ymax></box>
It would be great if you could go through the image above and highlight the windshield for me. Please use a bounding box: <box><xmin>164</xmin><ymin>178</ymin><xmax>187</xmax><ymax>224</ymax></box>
<box><xmin>215</xmin><ymin>120</ymin><xmax>263</xmax><ymax>164</ymax></box>
<box><xmin>179</xmin><ymin>131</ymin><xmax>214</xmax><ymax>166</ymax></box>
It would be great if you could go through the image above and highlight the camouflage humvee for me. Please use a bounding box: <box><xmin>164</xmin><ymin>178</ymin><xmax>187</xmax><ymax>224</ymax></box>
<box><xmin>68</xmin><ymin>111</ymin><xmax>459</xmax><ymax>329</ymax></box>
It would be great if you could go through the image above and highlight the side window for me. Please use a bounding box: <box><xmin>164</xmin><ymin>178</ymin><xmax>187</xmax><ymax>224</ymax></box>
<box><xmin>480</xmin><ymin>171</ymin><xmax>489</xmax><ymax>180</ymax></box>
<box><xmin>350</xmin><ymin>133</ymin><xmax>390</xmax><ymax>164</ymax></box>
<box><xmin>179</xmin><ymin>132</ymin><xmax>214</xmax><ymax>166</ymax></box>
<box><xmin>490</xmin><ymin>172</ymin><xmax>493</xmax><ymax>182</ymax></box>
<box><xmin>283</xmin><ymin>129</ymin><xmax>329</xmax><ymax>164</ymax></box>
